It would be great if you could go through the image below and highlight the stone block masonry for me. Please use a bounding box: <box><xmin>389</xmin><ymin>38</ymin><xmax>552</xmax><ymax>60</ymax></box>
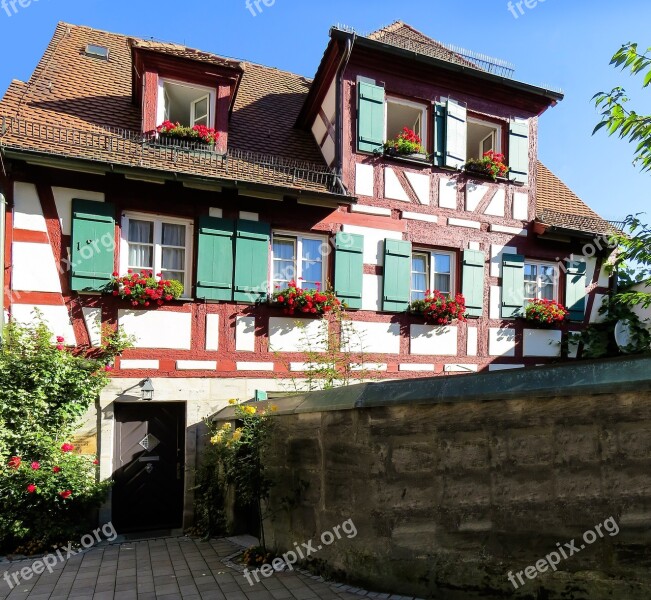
<box><xmin>215</xmin><ymin>356</ymin><xmax>651</xmax><ymax>599</ymax></box>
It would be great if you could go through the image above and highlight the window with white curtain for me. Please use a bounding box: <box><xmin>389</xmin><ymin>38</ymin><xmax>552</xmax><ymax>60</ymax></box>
<box><xmin>524</xmin><ymin>261</ymin><xmax>558</xmax><ymax>303</ymax></box>
<box><xmin>121</xmin><ymin>212</ymin><xmax>194</xmax><ymax>297</ymax></box>
<box><xmin>271</xmin><ymin>233</ymin><xmax>326</xmax><ymax>290</ymax></box>
<box><xmin>410</xmin><ymin>250</ymin><xmax>456</xmax><ymax>301</ymax></box>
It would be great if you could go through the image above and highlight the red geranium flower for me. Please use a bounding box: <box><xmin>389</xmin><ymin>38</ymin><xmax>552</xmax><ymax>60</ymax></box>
<box><xmin>52</xmin><ymin>466</ymin><xmax>61</xmax><ymax>473</ymax></box>
<box><xmin>8</xmin><ymin>456</ymin><xmax>21</xmax><ymax>469</ymax></box>
<box><xmin>27</xmin><ymin>484</ymin><xmax>37</xmax><ymax>494</ymax></box>
<box><xmin>61</xmin><ymin>443</ymin><xmax>74</xmax><ymax>453</ymax></box>
<box><xmin>30</xmin><ymin>461</ymin><xmax>40</xmax><ymax>470</ymax></box>
<box><xmin>59</xmin><ymin>490</ymin><xmax>72</xmax><ymax>499</ymax></box>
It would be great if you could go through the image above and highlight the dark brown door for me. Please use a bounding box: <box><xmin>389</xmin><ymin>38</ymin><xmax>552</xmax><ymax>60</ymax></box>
<box><xmin>112</xmin><ymin>402</ymin><xmax>185</xmax><ymax>532</ymax></box>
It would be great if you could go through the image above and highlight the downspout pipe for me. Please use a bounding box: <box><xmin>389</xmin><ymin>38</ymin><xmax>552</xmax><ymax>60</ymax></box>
<box><xmin>0</xmin><ymin>184</ymin><xmax>5</xmax><ymax>343</ymax></box>
<box><xmin>334</xmin><ymin>33</ymin><xmax>355</xmax><ymax>195</ymax></box>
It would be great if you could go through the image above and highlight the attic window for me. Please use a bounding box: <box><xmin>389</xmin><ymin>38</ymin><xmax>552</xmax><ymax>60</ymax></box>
<box><xmin>85</xmin><ymin>44</ymin><xmax>109</xmax><ymax>60</ymax></box>
<box><xmin>158</xmin><ymin>80</ymin><xmax>215</xmax><ymax>128</ymax></box>
<box><xmin>466</xmin><ymin>118</ymin><xmax>501</xmax><ymax>161</ymax></box>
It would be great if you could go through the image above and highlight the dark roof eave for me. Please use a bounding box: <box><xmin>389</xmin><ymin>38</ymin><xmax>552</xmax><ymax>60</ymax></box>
<box><xmin>535</xmin><ymin>220</ymin><xmax>614</xmax><ymax>242</ymax></box>
<box><xmin>1</xmin><ymin>147</ymin><xmax>355</xmax><ymax>205</ymax></box>
<box><xmin>333</xmin><ymin>29</ymin><xmax>564</xmax><ymax>104</ymax></box>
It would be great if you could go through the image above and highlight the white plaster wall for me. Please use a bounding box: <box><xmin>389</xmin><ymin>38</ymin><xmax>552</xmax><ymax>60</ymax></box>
<box><xmin>82</xmin><ymin>306</ymin><xmax>102</xmax><ymax>347</ymax></box>
<box><xmin>235</xmin><ymin>316</ymin><xmax>256</xmax><ymax>352</ymax></box>
<box><xmin>355</xmin><ymin>163</ymin><xmax>374</xmax><ymax>197</ymax></box>
<box><xmin>13</xmin><ymin>182</ymin><xmax>47</xmax><ymax>232</ymax></box>
<box><xmin>590</xmin><ymin>294</ymin><xmax>607</xmax><ymax>324</ymax></box>
<box><xmin>467</xmin><ymin>326</ymin><xmax>478</xmax><ymax>357</ymax></box>
<box><xmin>489</xmin><ymin>328</ymin><xmax>516</xmax><ymax>357</ymax></box>
<box><xmin>51</xmin><ymin>187</ymin><xmax>105</xmax><ymax>236</ymax></box>
<box><xmin>465</xmin><ymin>182</ymin><xmax>489</xmax><ymax>212</ymax></box>
<box><xmin>268</xmin><ymin>317</ymin><xmax>328</xmax><ymax>353</ymax></box>
<box><xmin>513</xmin><ymin>192</ymin><xmax>529</xmax><ymax>221</ymax></box>
<box><xmin>384</xmin><ymin>168</ymin><xmax>410</xmax><ymax>202</ymax></box>
<box><xmin>322</xmin><ymin>136</ymin><xmax>336</xmax><ymax>166</ymax></box>
<box><xmin>405</xmin><ymin>172</ymin><xmax>430</xmax><ymax>205</ymax></box>
<box><xmin>205</xmin><ymin>314</ymin><xmax>219</xmax><ymax>351</ymax></box>
<box><xmin>362</xmin><ymin>274</ymin><xmax>382</xmax><ymax>311</ymax></box>
<box><xmin>489</xmin><ymin>286</ymin><xmax>501</xmax><ymax>319</ymax></box>
<box><xmin>438</xmin><ymin>177</ymin><xmax>457</xmax><ymax>209</ymax></box>
<box><xmin>118</xmin><ymin>310</ymin><xmax>192</xmax><ymax>349</ymax></box>
<box><xmin>344</xmin><ymin>321</ymin><xmax>401</xmax><ymax>354</ymax></box>
<box><xmin>484</xmin><ymin>189</ymin><xmax>505</xmax><ymax>217</ymax></box>
<box><xmin>341</xmin><ymin>224</ymin><xmax>403</xmax><ymax>266</ymax></box>
<box><xmin>410</xmin><ymin>324</ymin><xmax>458</xmax><ymax>356</ymax></box>
<box><xmin>11</xmin><ymin>303</ymin><xmax>76</xmax><ymax>343</ymax></box>
<box><xmin>523</xmin><ymin>329</ymin><xmax>562</xmax><ymax>357</ymax></box>
<box><xmin>11</xmin><ymin>242</ymin><xmax>62</xmax><ymax>293</ymax></box>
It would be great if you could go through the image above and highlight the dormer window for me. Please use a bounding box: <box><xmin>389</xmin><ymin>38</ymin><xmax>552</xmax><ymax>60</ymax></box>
<box><xmin>157</xmin><ymin>80</ymin><xmax>215</xmax><ymax>128</ymax></box>
<box><xmin>385</xmin><ymin>97</ymin><xmax>428</xmax><ymax>149</ymax></box>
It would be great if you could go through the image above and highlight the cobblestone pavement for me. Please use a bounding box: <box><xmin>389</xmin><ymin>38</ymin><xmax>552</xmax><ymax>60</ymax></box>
<box><xmin>0</xmin><ymin>537</ymin><xmax>417</xmax><ymax>600</ymax></box>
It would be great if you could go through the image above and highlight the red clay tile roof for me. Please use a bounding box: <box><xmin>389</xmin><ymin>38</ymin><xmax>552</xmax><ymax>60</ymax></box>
<box><xmin>536</xmin><ymin>161</ymin><xmax>612</xmax><ymax>234</ymax></box>
<box><xmin>368</xmin><ymin>21</ymin><xmax>481</xmax><ymax>70</ymax></box>
<box><xmin>130</xmin><ymin>40</ymin><xmax>243</xmax><ymax>70</ymax></box>
<box><xmin>0</xmin><ymin>23</ymin><xmax>336</xmax><ymax>195</ymax></box>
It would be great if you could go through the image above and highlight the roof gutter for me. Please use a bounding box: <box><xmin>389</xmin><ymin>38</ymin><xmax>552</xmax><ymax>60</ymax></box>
<box><xmin>332</xmin><ymin>29</ymin><xmax>564</xmax><ymax>104</ymax></box>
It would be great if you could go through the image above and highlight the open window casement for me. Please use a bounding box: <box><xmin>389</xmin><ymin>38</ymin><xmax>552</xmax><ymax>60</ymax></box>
<box><xmin>191</xmin><ymin>95</ymin><xmax>210</xmax><ymax>127</ymax></box>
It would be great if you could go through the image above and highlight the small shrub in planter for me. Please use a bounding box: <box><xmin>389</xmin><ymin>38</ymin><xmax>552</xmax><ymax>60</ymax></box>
<box><xmin>111</xmin><ymin>271</ymin><xmax>184</xmax><ymax>307</ymax></box>
<box><xmin>410</xmin><ymin>291</ymin><xmax>467</xmax><ymax>325</ymax></box>
<box><xmin>270</xmin><ymin>280</ymin><xmax>342</xmax><ymax>316</ymax></box>
<box><xmin>383</xmin><ymin>127</ymin><xmax>427</xmax><ymax>157</ymax></box>
<box><xmin>464</xmin><ymin>150</ymin><xmax>510</xmax><ymax>180</ymax></box>
<box><xmin>523</xmin><ymin>299</ymin><xmax>568</xmax><ymax>327</ymax></box>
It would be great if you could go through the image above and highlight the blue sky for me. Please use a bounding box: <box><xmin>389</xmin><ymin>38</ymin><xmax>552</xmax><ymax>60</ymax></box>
<box><xmin>0</xmin><ymin>0</ymin><xmax>649</xmax><ymax>220</ymax></box>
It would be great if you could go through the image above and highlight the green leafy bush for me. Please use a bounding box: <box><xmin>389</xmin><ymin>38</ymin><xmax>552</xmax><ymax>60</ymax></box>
<box><xmin>0</xmin><ymin>317</ymin><xmax>131</xmax><ymax>553</ymax></box>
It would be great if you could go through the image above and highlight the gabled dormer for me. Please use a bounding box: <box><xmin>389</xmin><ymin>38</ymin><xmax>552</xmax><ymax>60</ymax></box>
<box><xmin>130</xmin><ymin>40</ymin><xmax>244</xmax><ymax>154</ymax></box>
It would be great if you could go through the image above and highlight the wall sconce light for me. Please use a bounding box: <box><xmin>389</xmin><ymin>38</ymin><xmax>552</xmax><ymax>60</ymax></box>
<box><xmin>141</xmin><ymin>378</ymin><xmax>155</xmax><ymax>401</ymax></box>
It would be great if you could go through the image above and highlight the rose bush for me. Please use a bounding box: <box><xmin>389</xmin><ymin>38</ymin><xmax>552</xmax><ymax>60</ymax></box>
<box><xmin>0</xmin><ymin>317</ymin><xmax>131</xmax><ymax>554</ymax></box>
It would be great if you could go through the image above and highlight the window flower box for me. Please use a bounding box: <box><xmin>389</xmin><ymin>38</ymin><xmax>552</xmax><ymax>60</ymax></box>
<box><xmin>522</xmin><ymin>299</ymin><xmax>568</xmax><ymax>328</ymax></box>
<box><xmin>464</xmin><ymin>151</ymin><xmax>510</xmax><ymax>181</ymax></box>
<box><xmin>270</xmin><ymin>280</ymin><xmax>342</xmax><ymax>316</ymax></box>
<box><xmin>155</xmin><ymin>121</ymin><xmax>219</xmax><ymax>149</ymax></box>
<box><xmin>111</xmin><ymin>271</ymin><xmax>184</xmax><ymax>308</ymax></box>
<box><xmin>409</xmin><ymin>291</ymin><xmax>467</xmax><ymax>325</ymax></box>
<box><xmin>383</xmin><ymin>127</ymin><xmax>429</xmax><ymax>162</ymax></box>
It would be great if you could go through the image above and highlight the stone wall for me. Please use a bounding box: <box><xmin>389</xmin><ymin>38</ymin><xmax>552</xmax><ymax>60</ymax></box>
<box><xmin>216</xmin><ymin>356</ymin><xmax>651</xmax><ymax>599</ymax></box>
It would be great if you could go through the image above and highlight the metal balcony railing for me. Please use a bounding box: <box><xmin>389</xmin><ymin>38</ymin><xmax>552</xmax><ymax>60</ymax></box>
<box><xmin>0</xmin><ymin>115</ymin><xmax>341</xmax><ymax>194</ymax></box>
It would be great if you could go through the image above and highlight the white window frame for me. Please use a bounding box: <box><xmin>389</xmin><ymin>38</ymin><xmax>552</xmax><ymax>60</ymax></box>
<box><xmin>410</xmin><ymin>249</ymin><xmax>456</xmax><ymax>301</ymax></box>
<box><xmin>156</xmin><ymin>79</ymin><xmax>216</xmax><ymax>128</ymax></box>
<box><xmin>191</xmin><ymin>94</ymin><xmax>210</xmax><ymax>126</ymax></box>
<box><xmin>271</xmin><ymin>231</ymin><xmax>328</xmax><ymax>290</ymax></box>
<box><xmin>385</xmin><ymin>96</ymin><xmax>428</xmax><ymax>149</ymax></box>
<box><xmin>467</xmin><ymin>116</ymin><xmax>502</xmax><ymax>158</ymax></box>
<box><xmin>523</xmin><ymin>259</ymin><xmax>559</xmax><ymax>303</ymax></box>
<box><xmin>120</xmin><ymin>211</ymin><xmax>194</xmax><ymax>298</ymax></box>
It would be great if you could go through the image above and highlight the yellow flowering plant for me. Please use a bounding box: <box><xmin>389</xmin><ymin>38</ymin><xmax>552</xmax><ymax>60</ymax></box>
<box><xmin>195</xmin><ymin>399</ymin><xmax>276</xmax><ymax>546</ymax></box>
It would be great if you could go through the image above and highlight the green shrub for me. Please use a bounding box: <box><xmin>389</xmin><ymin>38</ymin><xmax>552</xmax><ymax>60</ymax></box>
<box><xmin>0</xmin><ymin>317</ymin><xmax>131</xmax><ymax>553</ymax></box>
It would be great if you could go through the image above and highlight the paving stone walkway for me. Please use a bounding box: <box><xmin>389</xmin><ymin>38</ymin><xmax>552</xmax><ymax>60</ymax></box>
<box><xmin>0</xmin><ymin>537</ymin><xmax>413</xmax><ymax>600</ymax></box>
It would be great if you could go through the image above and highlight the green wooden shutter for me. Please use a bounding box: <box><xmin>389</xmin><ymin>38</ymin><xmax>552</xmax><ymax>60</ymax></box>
<box><xmin>462</xmin><ymin>250</ymin><xmax>485</xmax><ymax>318</ymax></box>
<box><xmin>565</xmin><ymin>260</ymin><xmax>587</xmax><ymax>322</ymax></box>
<box><xmin>357</xmin><ymin>81</ymin><xmax>385</xmax><ymax>154</ymax></box>
<box><xmin>509</xmin><ymin>119</ymin><xmax>530</xmax><ymax>184</ymax></box>
<box><xmin>70</xmin><ymin>199</ymin><xmax>115</xmax><ymax>292</ymax></box>
<box><xmin>445</xmin><ymin>98</ymin><xmax>467</xmax><ymax>169</ymax></box>
<box><xmin>196</xmin><ymin>216</ymin><xmax>235</xmax><ymax>301</ymax></box>
<box><xmin>233</xmin><ymin>219</ymin><xmax>270</xmax><ymax>303</ymax></box>
<box><xmin>433</xmin><ymin>102</ymin><xmax>446</xmax><ymax>167</ymax></box>
<box><xmin>501</xmin><ymin>254</ymin><xmax>525</xmax><ymax>319</ymax></box>
<box><xmin>382</xmin><ymin>239</ymin><xmax>412</xmax><ymax>312</ymax></box>
<box><xmin>334</xmin><ymin>232</ymin><xmax>364</xmax><ymax>310</ymax></box>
